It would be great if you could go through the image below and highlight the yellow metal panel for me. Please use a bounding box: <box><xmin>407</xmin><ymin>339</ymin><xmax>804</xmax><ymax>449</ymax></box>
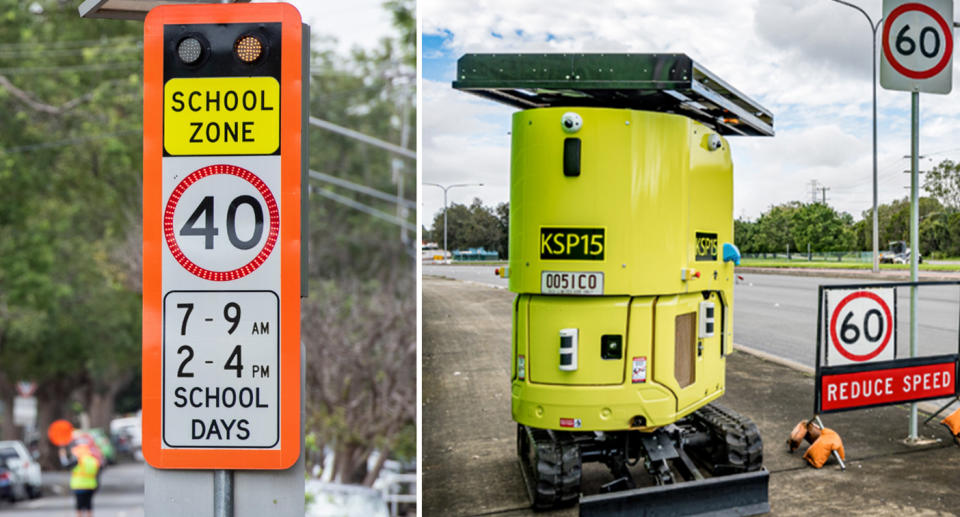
<box><xmin>528</xmin><ymin>296</ymin><xmax>629</xmax><ymax>385</ymax></box>
<box><xmin>507</xmin><ymin>106</ymin><xmax>735</xmax><ymax>431</ymax></box>
<box><xmin>653</xmin><ymin>293</ymin><xmax>725</xmax><ymax>413</ymax></box>
<box><xmin>509</xmin><ymin>108</ymin><xmax>733</xmax><ymax>296</ymax></box>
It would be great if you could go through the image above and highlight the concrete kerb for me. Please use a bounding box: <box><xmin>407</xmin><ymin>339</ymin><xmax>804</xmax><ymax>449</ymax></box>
<box><xmin>738</xmin><ymin>266</ymin><xmax>960</xmax><ymax>282</ymax></box>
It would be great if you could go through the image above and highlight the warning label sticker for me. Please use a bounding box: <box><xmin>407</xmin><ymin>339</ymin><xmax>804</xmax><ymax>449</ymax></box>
<box><xmin>164</xmin><ymin>77</ymin><xmax>280</xmax><ymax>156</ymax></box>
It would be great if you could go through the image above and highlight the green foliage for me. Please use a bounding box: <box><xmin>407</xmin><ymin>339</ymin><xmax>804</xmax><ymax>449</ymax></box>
<box><xmin>738</xmin><ymin>196</ymin><xmax>957</xmax><ymax>257</ymax></box>
<box><xmin>924</xmin><ymin>159</ymin><xmax>960</xmax><ymax>210</ymax></box>
<box><xmin>428</xmin><ymin>198</ymin><xmax>504</xmax><ymax>255</ymax></box>
<box><xmin>0</xmin><ymin>1</ymin><xmax>142</xmax><ymax>400</ymax></box>
<box><xmin>301</xmin><ymin>0</ymin><xmax>416</xmax><ymax>485</ymax></box>
<box><xmin>737</xmin><ymin>202</ymin><xmax>854</xmax><ymax>253</ymax></box>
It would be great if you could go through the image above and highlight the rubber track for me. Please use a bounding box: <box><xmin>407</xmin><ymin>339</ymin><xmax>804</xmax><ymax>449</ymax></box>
<box><xmin>520</xmin><ymin>425</ymin><xmax>581</xmax><ymax>510</ymax></box>
<box><xmin>690</xmin><ymin>403</ymin><xmax>763</xmax><ymax>475</ymax></box>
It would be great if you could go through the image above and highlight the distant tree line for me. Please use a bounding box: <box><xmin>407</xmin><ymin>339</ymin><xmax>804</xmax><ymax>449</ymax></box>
<box><xmin>738</xmin><ymin>159</ymin><xmax>960</xmax><ymax>257</ymax></box>
<box><xmin>435</xmin><ymin>159</ymin><xmax>960</xmax><ymax>259</ymax></box>
<box><xmin>427</xmin><ymin>198</ymin><xmax>509</xmax><ymax>258</ymax></box>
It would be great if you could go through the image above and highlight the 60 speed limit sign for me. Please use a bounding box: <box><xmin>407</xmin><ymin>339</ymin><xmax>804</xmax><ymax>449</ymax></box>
<box><xmin>881</xmin><ymin>0</ymin><xmax>954</xmax><ymax>94</ymax></box>
<box><xmin>826</xmin><ymin>288</ymin><xmax>897</xmax><ymax>367</ymax></box>
<box><xmin>142</xmin><ymin>3</ymin><xmax>303</xmax><ymax>470</ymax></box>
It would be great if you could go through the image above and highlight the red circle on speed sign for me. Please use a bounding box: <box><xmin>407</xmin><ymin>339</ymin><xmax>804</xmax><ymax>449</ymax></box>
<box><xmin>164</xmin><ymin>164</ymin><xmax>279</xmax><ymax>281</ymax></box>
<box><xmin>829</xmin><ymin>291</ymin><xmax>893</xmax><ymax>362</ymax></box>
<box><xmin>882</xmin><ymin>2</ymin><xmax>954</xmax><ymax>80</ymax></box>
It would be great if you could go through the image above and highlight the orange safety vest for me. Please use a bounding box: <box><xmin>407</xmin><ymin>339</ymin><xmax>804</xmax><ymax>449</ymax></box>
<box><xmin>70</xmin><ymin>455</ymin><xmax>99</xmax><ymax>490</ymax></box>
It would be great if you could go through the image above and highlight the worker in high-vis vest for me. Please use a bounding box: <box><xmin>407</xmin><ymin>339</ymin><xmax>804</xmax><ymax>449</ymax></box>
<box><xmin>60</xmin><ymin>443</ymin><xmax>100</xmax><ymax>517</ymax></box>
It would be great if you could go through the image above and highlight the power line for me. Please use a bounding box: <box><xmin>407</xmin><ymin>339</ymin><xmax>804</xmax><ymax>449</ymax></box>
<box><xmin>308</xmin><ymin>169</ymin><xmax>414</xmax><ymax>209</ymax></box>
<box><xmin>0</xmin><ymin>129</ymin><xmax>141</xmax><ymax>154</ymax></box>
<box><xmin>309</xmin><ymin>116</ymin><xmax>415</xmax><ymax>160</ymax></box>
<box><xmin>310</xmin><ymin>185</ymin><xmax>415</xmax><ymax>232</ymax></box>
<box><xmin>0</xmin><ymin>36</ymin><xmax>139</xmax><ymax>50</ymax></box>
<box><xmin>0</xmin><ymin>61</ymin><xmax>140</xmax><ymax>75</ymax></box>
<box><xmin>0</xmin><ymin>44</ymin><xmax>142</xmax><ymax>59</ymax></box>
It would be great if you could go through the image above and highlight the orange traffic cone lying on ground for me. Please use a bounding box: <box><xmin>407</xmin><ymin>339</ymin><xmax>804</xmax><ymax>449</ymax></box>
<box><xmin>787</xmin><ymin>420</ymin><xmax>844</xmax><ymax>468</ymax></box>
<box><xmin>941</xmin><ymin>408</ymin><xmax>960</xmax><ymax>446</ymax></box>
<box><xmin>787</xmin><ymin>419</ymin><xmax>821</xmax><ymax>452</ymax></box>
<box><xmin>803</xmin><ymin>428</ymin><xmax>845</xmax><ymax>468</ymax></box>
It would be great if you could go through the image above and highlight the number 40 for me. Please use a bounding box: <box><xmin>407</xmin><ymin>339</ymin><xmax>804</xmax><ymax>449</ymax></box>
<box><xmin>181</xmin><ymin>195</ymin><xmax>264</xmax><ymax>250</ymax></box>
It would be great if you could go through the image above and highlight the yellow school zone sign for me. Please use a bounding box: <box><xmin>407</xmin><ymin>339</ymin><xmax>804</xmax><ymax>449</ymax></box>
<box><xmin>164</xmin><ymin>76</ymin><xmax>280</xmax><ymax>155</ymax></box>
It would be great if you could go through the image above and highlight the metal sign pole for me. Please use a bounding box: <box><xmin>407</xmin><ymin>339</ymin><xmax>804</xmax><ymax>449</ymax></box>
<box><xmin>214</xmin><ymin>470</ymin><xmax>234</xmax><ymax>517</ymax></box>
<box><xmin>213</xmin><ymin>0</ymin><xmax>234</xmax><ymax>460</ymax></box>
<box><xmin>909</xmin><ymin>90</ymin><xmax>920</xmax><ymax>440</ymax></box>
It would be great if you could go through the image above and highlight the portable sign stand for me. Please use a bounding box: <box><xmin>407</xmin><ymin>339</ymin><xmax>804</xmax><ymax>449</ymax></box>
<box><xmin>880</xmin><ymin>0</ymin><xmax>954</xmax><ymax>440</ymax></box>
<box><xmin>814</xmin><ymin>281</ymin><xmax>960</xmax><ymax>467</ymax></box>
<box><xmin>142</xmin><ymin>4</ymin><xmax>307</xmax><ymax>516</ymax></box>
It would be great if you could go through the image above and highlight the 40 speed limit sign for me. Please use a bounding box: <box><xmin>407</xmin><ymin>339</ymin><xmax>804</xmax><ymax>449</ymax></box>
<box><xmin>142</xmin><ymin>3</ymin><xmax>303</xmax><ymax>470</ymax></box>
<box><xmin>826</xmin><ymin>288</ymin><xmax>897</xmax><ymax>367</ymax></box>
<box><xmin>881</xmin><ymin>0</ymin><xmax>954</xmax><ymax>94</ymax></box>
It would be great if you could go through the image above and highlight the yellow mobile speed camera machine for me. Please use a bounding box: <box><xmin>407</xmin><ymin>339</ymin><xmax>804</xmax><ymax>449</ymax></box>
<box><xmin>454</xmin><ymin>54</ymin><xmax>774</xmax><ymax>515</ymax></box>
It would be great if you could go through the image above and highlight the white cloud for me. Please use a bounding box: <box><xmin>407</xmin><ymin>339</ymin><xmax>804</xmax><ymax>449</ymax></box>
<box><xmin>422</xmin><ymin>0</ymin><xmax>960</xmax><ymax>227</ymax></box>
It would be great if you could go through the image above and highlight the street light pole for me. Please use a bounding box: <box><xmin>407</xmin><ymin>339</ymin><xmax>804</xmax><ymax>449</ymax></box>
<box><xmin>832</xmin><ymin>0</ymin><xmax>881</xmax><ymax>273</ymax></box>
<box><xmin>423</xmin><ymin>182</ymin><xmax>484</xmax><ymax>256</ymax></box>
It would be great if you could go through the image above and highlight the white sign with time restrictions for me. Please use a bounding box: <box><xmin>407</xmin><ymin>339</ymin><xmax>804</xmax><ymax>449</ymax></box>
<box><xmin>163</xmin><ymin>290</ymin><xmax>279</xmax><ymax>448</ymax></box>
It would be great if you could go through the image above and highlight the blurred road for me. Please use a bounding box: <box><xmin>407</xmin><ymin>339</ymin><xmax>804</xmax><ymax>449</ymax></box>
<box><xmin>423</xmin><ymin>265</ymin><xmax>960</xmax><ymax>367</ymax></box>
<box><xmin>0</xmin><ymin>462</ymin><xmax>143</xmax><ymax>517</ymax></box>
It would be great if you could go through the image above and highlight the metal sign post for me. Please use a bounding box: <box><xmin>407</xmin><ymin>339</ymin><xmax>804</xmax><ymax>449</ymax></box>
<box><xmin>910</xmin><ymin>91</ymin><xmax>920</xmax><ymax>439</ymax></box>
<box><xmin>140</xmin><ymin>3</ymin><xmax>307</xmax><ymax>516</ymax></box>
<box><xmin>880</xmin><ymin>0</ymin><xmax>954</xmax><ymax>441</ymax></box>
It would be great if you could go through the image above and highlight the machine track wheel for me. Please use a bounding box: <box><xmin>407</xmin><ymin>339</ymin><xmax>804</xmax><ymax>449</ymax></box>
<box><xmin>517</xmin><ymin>424</ymin><xmax>581</xmax><ymax>510</ymax></box>
<box><xmin>689</xmin><ymin>403</ymin><xmax>763</xmax><ymax>475</ymax></box>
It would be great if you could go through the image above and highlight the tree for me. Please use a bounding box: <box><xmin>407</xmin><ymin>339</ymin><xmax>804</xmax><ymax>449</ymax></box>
<box><xmin>924</xmin><ymin>159</ymin><xmax>960</xmax><ymax>210</ymax></box>
<box><xmin>300</xmin><ymin>0</ymin><xmax>416</xmax><ymax>485</ymax></box>
<box><xmin>753</xmin><ymin>202</ymin><xmax>800</xmax><ymax>253</ymax></box>
<box><xmin>495</xmin><ymin>202</ymin><xmax>509</xmax><ymax>259</ymax></box>
<box><xmin>791</xmin><ymin>203</ymin><xmax>855</xmax><ymax>252</ymax></box>
<box><xmin>0</xmin><ymin>0</ymin><xmax>143</xmax><ymax>461</ymax></box>
<box><xmin>428</xmin><ymin>198</ymin><xmax>503</xmax><ymax>254</ymax></box>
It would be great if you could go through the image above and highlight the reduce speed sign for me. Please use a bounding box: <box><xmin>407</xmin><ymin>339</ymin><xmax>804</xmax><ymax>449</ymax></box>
<box><xmin>881</xmin><ymin>0</ymin><xmax>954</xmax><ymax>94</ymax></box>
<box><xmin>826</xmin><ymin>288</ymin><xmax>897</xmax><ymax>367</ymax></box>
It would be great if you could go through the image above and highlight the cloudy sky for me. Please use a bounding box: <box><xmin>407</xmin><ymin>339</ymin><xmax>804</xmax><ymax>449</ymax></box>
<box><xmin>420</xmin><ymin>0</ymin><xmax>960</xmax><ymax>226</ymax></box>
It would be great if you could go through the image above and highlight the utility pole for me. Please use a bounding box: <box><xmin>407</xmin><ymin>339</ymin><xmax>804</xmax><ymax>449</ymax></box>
<box><xmin>808</xmin><ymin>180</ymin><xmax>820</xmax><ymax>204</ymax></box>
<box><xmin>423</xmin><ymin>182</ymin><xmax>484</xmax><ymax>256</ymax></box>
<box><xmin>830</xmin><ymin>0</ymin><xmax>881</xmax><ymax>273</ymax></box>
<box><xmin>818</xmin><ymin>186</ymin><xmax>830</xmax><ymax>204</ymax></box>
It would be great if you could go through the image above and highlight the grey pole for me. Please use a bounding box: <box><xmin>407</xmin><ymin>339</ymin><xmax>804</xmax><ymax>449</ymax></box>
<box><xmin>443</xmin><ymin>188</ymin><xmax>448</xmax><ymax>255</ymax></box>
<box><xmin>909</xmin><ymin>91</ymin><xmax>920</xmax><ymax>440</ymax></box>
<box><xmin>214</xmin><ymin>469</ymin><xmax>234</xmax><ymax>517</ymax></box>
<box><xmin>831</xmin><ymin>0</ymin><xmax>881</xmax><ymax>272</ymax></box>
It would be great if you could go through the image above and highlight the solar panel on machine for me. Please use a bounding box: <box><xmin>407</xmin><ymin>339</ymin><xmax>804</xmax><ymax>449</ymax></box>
<box><xmin>452</xmin><ymin>53</ymin><xmax>774</xmax><ymax>137</ymax></box>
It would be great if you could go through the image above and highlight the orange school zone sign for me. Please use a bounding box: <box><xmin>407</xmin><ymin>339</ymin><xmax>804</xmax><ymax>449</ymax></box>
<box><xmin>141</xmin><ymin>3</ymin><xmax>302</xmax><ymax>470</ymax></box>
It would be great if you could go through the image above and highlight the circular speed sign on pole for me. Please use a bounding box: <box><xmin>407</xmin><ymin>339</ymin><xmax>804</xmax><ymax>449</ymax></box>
<box><xmin>881</xmin><ymin>0</ymin><xmax>954</xmax><ymax>94</ymax></box>
<box><xmin>826</xmin><ymin>288</ymin><xmax>897</xmax><ymax>367</ymax></box>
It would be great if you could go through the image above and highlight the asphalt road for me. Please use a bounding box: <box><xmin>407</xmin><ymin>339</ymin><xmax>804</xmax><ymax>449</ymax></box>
<box><xmin>422</xmin><ymin>276</ymin><xmax>960</xmax><ymax>517</ymax></box>
<box><xmin>423</xmin><ymin>265</ymin><xmax>960</xmax><ymax>368</ymax></box>
<box><xmin>0</xmin><ymin>462</ymin><xmax>144</xmax><ymax>517</ymax></box>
